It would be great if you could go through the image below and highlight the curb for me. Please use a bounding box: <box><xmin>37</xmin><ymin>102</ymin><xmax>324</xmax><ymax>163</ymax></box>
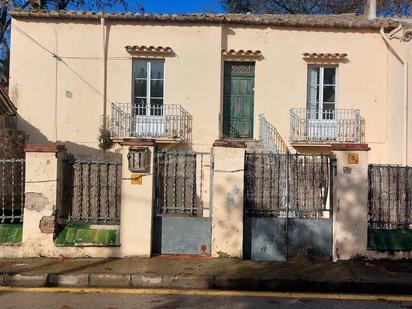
<box><xmin>2</xmin><ymin>272</ymin><xmax>412</xmax><ymax>294</ymax></box>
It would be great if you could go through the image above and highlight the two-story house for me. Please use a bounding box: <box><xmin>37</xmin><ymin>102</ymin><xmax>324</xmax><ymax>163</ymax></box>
<box><xmin>8</xmin><ymin>4</ymin><xmax>412</xmax><ymax>165</ymax></box>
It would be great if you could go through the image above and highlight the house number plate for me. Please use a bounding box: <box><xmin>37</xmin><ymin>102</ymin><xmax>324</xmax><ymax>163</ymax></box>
<box><xmin>347</xmin><ymin>153</ymin><xmax>359</xmax><ymax>165</ymax></box>
<box><xmin>131</xmin><ymin>173</ymin><xmax>143</xmax><ymax>185</ymax></box>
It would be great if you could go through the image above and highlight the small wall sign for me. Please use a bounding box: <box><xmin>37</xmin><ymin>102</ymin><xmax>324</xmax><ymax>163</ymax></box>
<box><xmin>131</xmin><ymin>173</ymin><xmax>143</xmax><ymax>185</ymax></box>
<box><xmin>343</xmin><ymin>167</ymin><xmax>352</xmax><ymax>174</ymax></box>
<box><xmin>347</xmin><ymin>153</ymin><xmax>359</xmax><ymax>164</ymax></box>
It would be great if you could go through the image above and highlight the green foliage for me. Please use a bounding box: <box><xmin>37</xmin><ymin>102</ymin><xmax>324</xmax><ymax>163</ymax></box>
<box><xmin>98</xmin><ymin>118</ymin><xmax>113</xmax><ymax>151</ymax></box>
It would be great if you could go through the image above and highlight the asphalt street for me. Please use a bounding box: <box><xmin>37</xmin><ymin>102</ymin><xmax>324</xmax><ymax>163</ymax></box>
<box><xmin>1</xmin><ymin>288</ymin><xmax>412</xmax><ymax>309</ymax></box>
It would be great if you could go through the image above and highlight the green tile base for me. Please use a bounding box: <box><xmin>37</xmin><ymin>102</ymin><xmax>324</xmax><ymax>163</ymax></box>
<box><xmin>0</xmin><ymin>224</ymin><xmax>23</xmax><ymax>245</ymax></box>
<box><xmin>368</xmin><ymin>228</ymin><xmax>412</xmax><ymax>251</ymax></box>
<box><xmin>55</xmin><ymin>224</ymin><xmax>118</xmax><ymax>247</ymax></box>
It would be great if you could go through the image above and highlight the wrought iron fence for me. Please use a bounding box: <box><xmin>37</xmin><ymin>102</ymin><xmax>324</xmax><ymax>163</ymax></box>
<box><xmin>289</xmin><ymin>108</ymin><xmax>365</xmax><ymax>143</ymax></box>
<box><xmin>59</xmin><ymin>154</ymin><xmax>122</xmax><ymax>225</ymax></box>
<box><xmin>368</xmin><ymin>164</ymin><xmax>412</xmax><ymax>229</ymax></box>
<box><xmin>111</xmin><ymin>103</ymin><xmax>192</xmax><ymax>143</ymax></box>
<box><xmin>244</xmin><ymin>152</ymin><xmax>330</xmax><ymax>218</ymax></box>
<box><xmin>0</xmin><ymin>159</ymin><xmax>25</xmax><ymax>223</ymax></box>
<box><xmin>155</xmin><ymin>151</ymin><xmax>210</xmax><ymax>216</ymax></box>
<box><xmin>259</xmin><ymin>114</ymin><xmax>289</xmax><ymax>154</ymax></box>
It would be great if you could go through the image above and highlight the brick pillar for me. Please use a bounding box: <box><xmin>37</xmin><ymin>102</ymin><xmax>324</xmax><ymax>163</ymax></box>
<box><xmin>211</xmin><ymin>140</ymin><xmax>246</xmax><ymax>258</ymax></box>
<box><xmin>331</xmin><ymin>144</ymin><xmax>370</xmax><ymax>261</ymax></box>
<box><xmin>23</xmin><ymin>144</ymin><xmax>66</xmax><ymax>243</ymax></box>
<box><xmin>119</xmin><ymin>139</ymin><xmax>155</xmax><ymax>257</ymax></box>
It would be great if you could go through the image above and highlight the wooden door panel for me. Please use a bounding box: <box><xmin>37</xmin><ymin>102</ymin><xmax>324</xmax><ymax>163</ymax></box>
<box><xmin>223</xmin><ymin>62</ymin><xmax>255</xmax><ymax>139</ymax></box>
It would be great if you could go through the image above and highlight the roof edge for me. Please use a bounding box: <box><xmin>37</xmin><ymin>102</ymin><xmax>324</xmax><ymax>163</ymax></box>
<box><xmin>9</xmin><ymin>10</ymin><xmax>401</xmax><ymax>30</ymax></box>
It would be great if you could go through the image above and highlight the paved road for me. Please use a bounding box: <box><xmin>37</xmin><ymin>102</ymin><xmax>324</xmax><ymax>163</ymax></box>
<box><xmin>1</xmin><ymin>287</ymin><xmax>412</xmax><ymax>308</ymax></box>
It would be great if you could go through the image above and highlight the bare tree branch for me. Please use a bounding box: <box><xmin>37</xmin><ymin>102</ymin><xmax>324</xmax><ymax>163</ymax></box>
<box><xmin>221</xmin><ymin>0</ymin><xmax>412</xmax><ymax>16</ymax></box>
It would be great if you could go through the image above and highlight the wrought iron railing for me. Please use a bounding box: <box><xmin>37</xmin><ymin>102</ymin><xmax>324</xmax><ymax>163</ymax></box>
<box><xmin>0</xmin><ymin>159</ymin><xmax>25</xmax><ymax>223</ymax></box>
<box><xmin>289</xmin><ymin>108</ymin><xmax>365</xmax><ymax>143</ymax></box>
<box><xmin>155</xmin><ymin>151</ymin><xmax>210</xmax><ymax>217</ymax></box>
<box><xmin>111</xmin><ymin>103</ymin><xmax>192</xmax><ymax>143</ymax></box>
<box><xmin>244</xmin><ymin>152</ymin><xmax>330</xmax><ymax>219</ymax></box>
<box><xmin>368</xmin><ymin>164</ymin><xmax>412</xmax><ymax>229</ymax></box>
<box><xmin>59</xmin><ymin>154</ymin><xmax>122</xmax><ymax>225</ymax></box>
<box><xmin>259</xmin><ymin>114</ymin><xmax>289</xmax><ymax>154</ymax></box>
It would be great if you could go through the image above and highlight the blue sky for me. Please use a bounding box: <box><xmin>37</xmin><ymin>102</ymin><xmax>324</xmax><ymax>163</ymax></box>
<box><xmin>112</xmin><ymin>0</ymin><xmax>225</xmax><ymax>14</ymax></box>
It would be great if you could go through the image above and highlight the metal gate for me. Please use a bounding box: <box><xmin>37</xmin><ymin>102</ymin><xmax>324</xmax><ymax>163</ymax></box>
<box><xmin>153</xmin><ymin>150</ymin><xmax>212</xmax><ymax>255</ymax></box>
<box><xmin>243</xmin><ymin>152</ymin><xmax>332</xmax><ymax>261</ymax></box>
<box><xmin>0</xmin><ymin>159</ymin><xmax>25</xmax><ymax>223</ymax></box>
<box><xmin>59</xmin><ymin>154</ymin><xmax>122</xmax><ymax>225</ymax></box>
<box><xmin>368</xmin><ymin>164</ymin><xmax>412</xmax><ymax>250</ymax></box>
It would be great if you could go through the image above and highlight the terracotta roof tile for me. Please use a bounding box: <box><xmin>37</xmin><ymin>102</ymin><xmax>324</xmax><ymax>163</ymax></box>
<box><xmin>10</xmin><ymin>10</ymin><xmax>402</xmax><ymax>30</ymax></box>
<box><xmin>303</xmin><ymin>52</ymin><xmax>348</xmax><ymax>59</ymax></box>
<box><xmin>125</xmin><ymin>45</ymin><xmax>173</xmax><ymax>55</ymax></box>
<box><xmin>222</xmin><ymin>49</ymin><xmax>262</xmax><ymax>57</ymax></box>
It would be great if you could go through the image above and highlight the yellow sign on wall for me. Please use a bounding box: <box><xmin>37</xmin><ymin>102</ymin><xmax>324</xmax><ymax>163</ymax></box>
<box><xmin>347</xmin><ymin>153</ymin><xmax>359</xmax><ymax>164</ymax></box>
<box><xmin>131</xmin><ymin>173</ymin><xmax>143</xmax><ymax>185</ymax></box>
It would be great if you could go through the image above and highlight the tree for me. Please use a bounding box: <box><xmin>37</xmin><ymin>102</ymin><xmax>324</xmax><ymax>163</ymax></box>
<box><xmin>221</xmin><ymin>0</ymin><xmax>412</xmax><ymax>16</ymax></box>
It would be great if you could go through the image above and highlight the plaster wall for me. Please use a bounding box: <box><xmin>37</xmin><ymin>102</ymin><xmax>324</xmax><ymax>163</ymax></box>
<box><xmin>211</xmin><ymin>146</ymin><xmax>245</xmax><ymax>258</ymax></box>
<box><xmin>8</xmin><ymin>18</ymin><xmax>410</xmax><ymax>163</ymax></box>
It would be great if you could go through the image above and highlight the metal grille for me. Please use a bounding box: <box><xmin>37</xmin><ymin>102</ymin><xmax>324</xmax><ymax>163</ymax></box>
<box><xmin>289</xmin><ymin>154</ymin><xmax>330</xmax><ymax>218</ymax></box>
<box><xmin>368</xmin><ymin>165</ymin><xmax>412</xmax><ymax>229</ymax></box>
<box><xmin>244</xmin><ymin>152</ymin><xmax>330</xmax><ymax>218</ymax></box>
<box><xmin>224</xmin><ymin>62</ymin><xmax>255</xmax><ymax>76</ymax></box>
<box><xmin>59</xmin><ymin>154</ymin><xmax>122</xmax><ymax>225</ymax></box>
<box><xmin>259</xmin><ymin>114</ymin><xmax>289</xmax><ymax>154</ymax></box>
<box><xmin>0</xmin><ymin>159</ymin><xmax>25</xmax><ymax>223</ymax></box>
<box><xmin>111</xmin><ymin>103</ymin><xmax>192</xmax><ymax>143</ymax></box>
<box><xmin>155</xmin><ymin>151</ymin><xmax>210</xmax><ymax>216</ymax></box>
<box><xmin>289</xmin><ymin>108</ymin><xmax>365</xmax><ymax>144</ymax></box>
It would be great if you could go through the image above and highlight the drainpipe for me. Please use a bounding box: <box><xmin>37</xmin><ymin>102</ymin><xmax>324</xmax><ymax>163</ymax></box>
<box><xmin>101</xmin><ymin>17</ymin><xmax>108</xmax><ymax>132</ymax></box>
<box><xmin>380</xmin><ymin>26</ymin><xmax>409</xmax><ymax>165</ymax></box>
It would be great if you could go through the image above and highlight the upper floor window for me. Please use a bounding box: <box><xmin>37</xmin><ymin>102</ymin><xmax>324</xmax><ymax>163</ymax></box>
<box><xmin>307</xmin><ymin>66</ymin><xmax>337</xmax><ymax>120</ymax></box>
<box><xmin>132</xmin><ymin>59</ymin><xmax>164</xmax><ymax>116</ymax></box>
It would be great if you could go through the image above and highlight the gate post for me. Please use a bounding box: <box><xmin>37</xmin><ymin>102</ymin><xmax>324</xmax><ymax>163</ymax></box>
<box><xmin>331</xmin><ymin>144</ymin><xmax>370</xmax><ymax>261</ymax></box>
<box><xmin>22</xmin><ymin>144</ymin><xmax>66</xmax><ymax>244</ymax></box>
<box><xmin>119</xmin><ymin>139</ymin><xmax>155</xmax><ymax>257</ymax></box>
<box><xmin>211</xmin><ymin>140</ymin><xmax>246</xmax><ymax>258</ymax></box>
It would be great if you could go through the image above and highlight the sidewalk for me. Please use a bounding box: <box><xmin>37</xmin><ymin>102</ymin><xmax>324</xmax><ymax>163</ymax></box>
<box><xmin>1</xmin><ymin>256</ymin><xmax>412</xmax><ymax>294</ymax></box>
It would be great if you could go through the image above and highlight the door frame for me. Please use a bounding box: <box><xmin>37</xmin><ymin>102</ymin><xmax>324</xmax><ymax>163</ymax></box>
<box><xmin>221</xmin><ymin>61</ymin><xmax>256</xmax><ymax>140</ymax></box>
<box><xmin>306</xmin><ymin>65</ymin><xmax>339</xmax><ymax>141</ymax></box>
<box><xmin>131</xmin><ymin>58</ymin><xmax>166</xmax><ymax>116</ymax></box>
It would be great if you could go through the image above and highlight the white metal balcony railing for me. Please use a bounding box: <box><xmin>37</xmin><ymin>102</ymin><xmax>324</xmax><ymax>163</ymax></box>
<box><xmin>259</xmin><ymin>114</ymin><xmax>289</xmax><ymax>154</ymax></box>
<box><xmin>111</xmin><ymin>103</ymin><xmax>192</xmax><ymax>143</ymax></box>
<box><xmin>289</xmin><ymin>108</ymin><xmax>365</xmax><ymax>144</ymax></box>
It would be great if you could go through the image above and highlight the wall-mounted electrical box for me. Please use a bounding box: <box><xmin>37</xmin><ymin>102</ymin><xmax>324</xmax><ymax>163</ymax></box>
<box><xmin>127</xmin><ymin>147</ymin><xmax>150</xmax><ymax>173</ymax></box>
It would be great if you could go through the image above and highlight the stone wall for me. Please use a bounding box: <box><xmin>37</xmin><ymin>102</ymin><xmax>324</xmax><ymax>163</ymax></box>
<box><xmin>0</xmin><ymin>114</ymin><xmax>25</xmax><ymax>159</ymax></box>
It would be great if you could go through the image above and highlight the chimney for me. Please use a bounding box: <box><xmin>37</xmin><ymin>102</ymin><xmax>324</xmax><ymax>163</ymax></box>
<box><xmin>365</xmin><ymin>0</ymin><xmax>377</xmax><ymax>19</ymax></box>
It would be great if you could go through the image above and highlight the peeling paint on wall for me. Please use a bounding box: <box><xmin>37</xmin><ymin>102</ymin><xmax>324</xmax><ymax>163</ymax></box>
<box><xmin>25</xmin><ymin>192</ymin><xmax>50</xmax><ymax>211</ymax></box>
<box><xmin>39</xmin><ymin>216</ymin><xmax>55</xmax><ymax>234</ymax></box>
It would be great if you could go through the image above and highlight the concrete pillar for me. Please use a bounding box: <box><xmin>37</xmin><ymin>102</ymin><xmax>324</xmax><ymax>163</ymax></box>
<box><xmin>23</xmin><ymin>144</ymin><xmax>66</xmax><ymax>243</ymax></box>
<box><xmin>331</xmin><ymin>144</ymin><xmax>370</xmax><ymax>261</ymax></box>
<box><xmin>211</xmin><ymin>140</ymin><xmax>246</xmax><ymax>258</ymax></box>
<box><xmin>119</xmin><ymin>139</ymin><xmax>155</xmax><ymax>257</ymax></box>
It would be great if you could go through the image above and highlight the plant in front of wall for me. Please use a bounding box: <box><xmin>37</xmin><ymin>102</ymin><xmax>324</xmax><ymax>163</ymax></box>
<box><xmin>98</xmin><ymin>117</ymin><xmax>113</xmax><ymax>151</ymax></box>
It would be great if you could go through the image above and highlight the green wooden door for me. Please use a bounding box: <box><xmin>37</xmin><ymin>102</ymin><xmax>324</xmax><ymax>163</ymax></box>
<box><xmin>223</xmin><ymin>62</ymin><xmax>255</xmax><ymax>139</ymax></box>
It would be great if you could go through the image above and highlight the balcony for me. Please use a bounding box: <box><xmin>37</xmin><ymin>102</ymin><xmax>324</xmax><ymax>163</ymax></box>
<box><xmin>289</xmin><ymin>108</ymin><xmax>365</xmax><ymax>144</ymax></box>
<box><xmin>111</xmin><ymin>103</ymin><xmax>192</xmax><ymax>143</ymax></box>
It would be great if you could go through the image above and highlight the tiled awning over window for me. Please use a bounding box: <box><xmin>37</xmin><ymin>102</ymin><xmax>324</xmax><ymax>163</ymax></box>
<box><xmin>303</xmin><ymin>53</ymin><xmax>348</xmax><ymax>62</ymax></box>
<box><xmin>222</xmin><ymin>49</ymin><xmax>262</xmax><ymax>59</ymax></box>
<box><xmin>125</xmin><ymin>45</ymin><xmax>174</xmax><ymax>56</ymax></box>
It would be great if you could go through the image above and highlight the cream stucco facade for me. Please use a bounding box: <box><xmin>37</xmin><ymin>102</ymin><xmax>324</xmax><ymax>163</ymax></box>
<box><xmin>8</xmin><ymin>12</ymin><xmax>412</xmax><ymax>164</ymax></box>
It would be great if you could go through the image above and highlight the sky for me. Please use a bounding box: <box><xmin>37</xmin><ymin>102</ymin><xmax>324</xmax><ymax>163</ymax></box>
<box><xmin>108</xmin><ymin>0</ymin><xmax>225</xmax><ymax>14</ymax></box>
